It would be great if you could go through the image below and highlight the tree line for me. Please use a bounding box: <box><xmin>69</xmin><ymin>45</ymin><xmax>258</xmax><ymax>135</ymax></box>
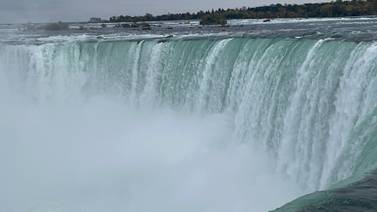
<box><xmin>109</xmin><ymin>0</ymin><xmax>377</xmax><ymax>25</ymax></box>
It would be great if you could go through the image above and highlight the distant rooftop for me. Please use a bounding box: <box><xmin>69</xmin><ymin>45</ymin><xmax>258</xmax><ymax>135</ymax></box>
<box><xmin>89</xmin><ymin>17</ymin><xmax>102</xmax><ymax>23</ymax></box>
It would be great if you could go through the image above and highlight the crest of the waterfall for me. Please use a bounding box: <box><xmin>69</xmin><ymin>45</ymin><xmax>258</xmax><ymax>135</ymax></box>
<box><xmin>129</xmin><ymin>41</ymin><xmax>144</xmax><ymax>105</ymax></box>
<box><xmin>232</xmin><ymin>39</ymin><xmax>296</xmax><ymax>149</ymax></box>
<box><xmin>276</xmin><ymin>39</ymin><xmax>328</xmax><ymax>190</ymax></box>
<box><xmin>226</xmin><ymin>39</ymin><xmax>268</xmax><ymax>111</ymax></box>
<box><xmin>196</xmin><ymin>39</ymin><xmax>232</xmax><ymax>112</ymax></box>
<box><xmin>139</xmin><ymin>42</ymin><xmax>165</xmax><ymax>107</ymax></box>
<box><xmin>320</xmin><ymin>42</ymin><xmax>377</xmax><ymax>188</ymax></box>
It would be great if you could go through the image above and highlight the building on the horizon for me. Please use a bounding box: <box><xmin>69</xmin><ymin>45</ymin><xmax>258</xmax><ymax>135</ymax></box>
<box><xmin>89</xmin><ymin>17</ymin><xmax>102</xmax><ymax>23</ymax></box>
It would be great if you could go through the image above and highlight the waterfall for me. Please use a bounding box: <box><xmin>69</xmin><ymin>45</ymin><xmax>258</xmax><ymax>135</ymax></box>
<box><xmin>1</xmin><ymin>37</ymin><xmax>377</xmax><ymax>211</ymax></box>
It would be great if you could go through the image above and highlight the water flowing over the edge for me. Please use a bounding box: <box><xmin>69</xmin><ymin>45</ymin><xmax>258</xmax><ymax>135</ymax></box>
<box><xmin>1</xmin><ymin>37</ymin><xmax>377</xmax><ymax>210</ymax></box>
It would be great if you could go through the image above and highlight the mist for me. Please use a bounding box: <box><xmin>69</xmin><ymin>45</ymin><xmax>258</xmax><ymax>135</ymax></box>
<box><xmin>0</xmin><ymin>89</ymin><xmax>301</xmax><ymax>212</ymax></box>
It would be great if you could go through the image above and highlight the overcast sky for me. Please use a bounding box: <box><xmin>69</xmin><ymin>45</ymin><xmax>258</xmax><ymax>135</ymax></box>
<box><xmin>0</xmin><ymin>0</ymin><xmax>328</xmax><ymax>23</ymax></box>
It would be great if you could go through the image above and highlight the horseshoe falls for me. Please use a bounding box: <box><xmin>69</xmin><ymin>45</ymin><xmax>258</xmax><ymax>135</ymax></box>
<box><xmin>2</xmin><ymin>34</ymin><xmax>377</xmax><ymax>211</ymax></box>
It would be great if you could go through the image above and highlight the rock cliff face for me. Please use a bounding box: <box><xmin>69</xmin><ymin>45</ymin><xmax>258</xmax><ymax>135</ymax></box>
<box><xmin>274</xmin><ymin>170</ymin><xmax>377</xmax><ymax>212</ymax></box>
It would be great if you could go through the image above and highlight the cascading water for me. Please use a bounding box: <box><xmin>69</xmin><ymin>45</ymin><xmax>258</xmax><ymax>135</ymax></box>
<box><xmin>1</xmin><ymin>36</ymin><xmax>377</xmax><ymax>211</ymax></box>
